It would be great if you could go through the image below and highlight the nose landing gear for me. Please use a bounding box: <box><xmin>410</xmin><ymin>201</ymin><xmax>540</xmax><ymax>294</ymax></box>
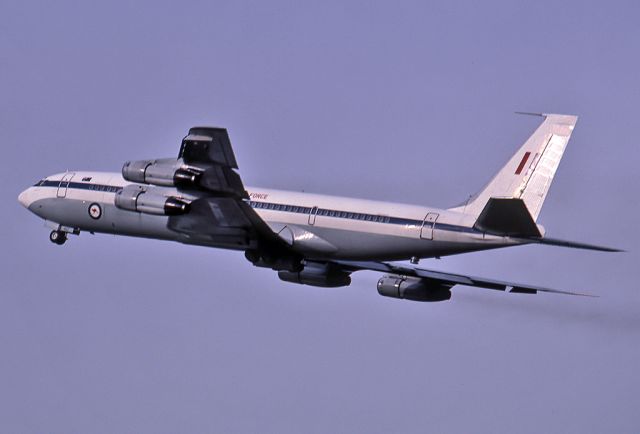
<box><xmin>49</xmin><ymin>230</ymin><xmax>67</xmax><ymax>245</ymax></box>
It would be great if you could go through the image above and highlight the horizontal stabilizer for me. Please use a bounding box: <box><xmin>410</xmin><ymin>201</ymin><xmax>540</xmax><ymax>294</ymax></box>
<box><xmin>517</xmin><ymin>236</ymin><xmax>624</xmax><ymax>252</ymax></box>
<box><xmin>474</xmin><ymin>198</ymin><xmax>541</xmax><ymax>237</ymax></box>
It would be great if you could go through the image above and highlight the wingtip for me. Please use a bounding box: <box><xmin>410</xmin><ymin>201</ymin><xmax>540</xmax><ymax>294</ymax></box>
<box><xmin>509</xmin><ymin>286</ymin><xmax>598</xmax><ymax>297</ymax></box>
<box><xmin>564</xmin><ymin>290</ymin><xmax>600</xmax><ymax>298</ymax></box>
<box><xmin>588</xmin><ymin>245</ymin><xmax>625</xmax><ymax>253</ymax></box>
<box><xmin>546</xmin><ymin>289</ymin><xmax>599</xmax><ymax>298</ymax></box>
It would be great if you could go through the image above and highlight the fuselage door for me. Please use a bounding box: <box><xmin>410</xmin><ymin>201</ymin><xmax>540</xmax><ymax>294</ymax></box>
<box><xmin>57</xmin><ymin>172</ymin><xmax>75</xmax><ymax>198</ymax></box>
<box><xmin>420</xmin><ymin>212</ymin><xmax>439</xmax><ymax>240</ymax></box>
<box><xmin>308</xmin><ymin>206</ymin><xmax>318</xmax><ymax>225</ymax></box>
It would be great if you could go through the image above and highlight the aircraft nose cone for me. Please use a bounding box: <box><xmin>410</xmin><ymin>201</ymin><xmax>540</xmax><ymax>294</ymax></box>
<box><xmin>18</xmin><ymin>188</ymin><xmax>32</xmax><ymax>208</ymax></box>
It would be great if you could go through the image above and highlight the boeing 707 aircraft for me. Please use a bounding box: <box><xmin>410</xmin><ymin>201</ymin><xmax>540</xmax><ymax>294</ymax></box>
<box><xmin>18</xmin><ymin>113</ymin><xmax>619</xmax><ymax>301</ymax></box>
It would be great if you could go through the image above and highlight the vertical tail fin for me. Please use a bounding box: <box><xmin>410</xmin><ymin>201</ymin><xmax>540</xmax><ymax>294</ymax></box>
<box><xmin>451</xmin><ymin>113</ymin><xmax>578</xmax><ymax>221</ymax></box>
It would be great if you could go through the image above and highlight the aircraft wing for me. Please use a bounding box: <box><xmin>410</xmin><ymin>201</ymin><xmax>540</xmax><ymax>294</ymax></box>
<box><xmin>333</xmin><ymin>260</ymin><xmax>595</xmax><ymax>297</ymax></box>
<box><xmin>166</xmin><ymin>127</ymin><xmax>286</xmax><ymax>252</ymax></box>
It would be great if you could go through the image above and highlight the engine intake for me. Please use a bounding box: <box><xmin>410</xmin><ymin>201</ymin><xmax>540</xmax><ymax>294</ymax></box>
<box><xmin>377</xmin><ymin>275</ymin><xmax>452</xmax><ymax>302</ymax></box>
<box><xmin>115</xmin><ymin>184</ymin><xmax>190</xmax><ymax>216</ymax></box>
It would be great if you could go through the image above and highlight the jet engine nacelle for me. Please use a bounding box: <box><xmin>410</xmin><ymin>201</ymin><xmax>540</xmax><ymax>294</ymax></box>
<box><xmin>278</xmin><ymin>262</ymin><xmax>351</xmax><ymax>288</ymax></box>
<box><xmin>115</xmin><ymin>184</ymin><xmax>190</xmax><ymax>216</ymax></box>
<box><xmin>377</xmin><ymin>275</ymin><xmax>452</xmax><ymax>302</ymax></box>
<box><xmin>122</xmin><ymin>158</ymin><xmax>200</xmax><ymax>188</ymax></box>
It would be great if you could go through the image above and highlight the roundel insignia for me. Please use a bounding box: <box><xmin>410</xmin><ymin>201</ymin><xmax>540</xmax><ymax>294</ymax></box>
<box><xmin>88</xmin><ymin>203</ymin><xmax>102</xmax><ymax>219</ymax></box>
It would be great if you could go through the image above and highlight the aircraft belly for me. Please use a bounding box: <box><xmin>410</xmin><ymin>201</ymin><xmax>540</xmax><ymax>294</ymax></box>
<box><xmin>297</xmin><ymin>225</ymin><xmax>471</xmax><ymax>261</ymax></box>
<box><xmin>267</xmin><ymin>223</ymin><xmax>338</xmax><ymax>255</ymax></box>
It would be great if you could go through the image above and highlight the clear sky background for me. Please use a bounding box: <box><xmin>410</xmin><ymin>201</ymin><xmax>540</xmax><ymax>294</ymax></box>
<box><xmin>1</xmin><ymin>1</ymin><xmax>638</xmax><ymax>432</ymax></box>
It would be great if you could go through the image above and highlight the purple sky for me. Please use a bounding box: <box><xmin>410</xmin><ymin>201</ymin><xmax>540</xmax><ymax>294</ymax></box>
<box><xmin>1</xmin><ymin>1</ymin><xmax>639</xmax><ymax>432</ymax></box>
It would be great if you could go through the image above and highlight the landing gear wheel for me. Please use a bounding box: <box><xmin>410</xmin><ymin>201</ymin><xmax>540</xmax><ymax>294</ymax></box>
<box><xmin>49</xmin><ymin>230</ymin><xmax>67</xmax><ymax>245</ymax></box>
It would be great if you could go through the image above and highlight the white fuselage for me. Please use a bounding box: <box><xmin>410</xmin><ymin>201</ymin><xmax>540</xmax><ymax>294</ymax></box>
<box><xmin>18</xmin><ymin>171</ymin><xmax>518</xmax><ymax>261</ymax></box>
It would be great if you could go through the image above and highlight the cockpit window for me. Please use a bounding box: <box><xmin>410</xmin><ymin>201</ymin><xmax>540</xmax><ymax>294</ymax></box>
<box><xmin>33</xmin><ymin>179</ymin><xmax>45</xmax><ymax>186</ymax></box>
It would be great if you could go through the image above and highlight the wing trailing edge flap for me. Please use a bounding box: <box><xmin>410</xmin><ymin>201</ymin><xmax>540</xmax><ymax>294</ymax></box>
<box><xmin>199</xmin><ymin>165</ymin><xmax>247</xmax><ymax>198</ymax></box>
<box><xmin>334</xmin><ymin>260</ymin><xmax>595</xmax><ymax>297</ymax></box>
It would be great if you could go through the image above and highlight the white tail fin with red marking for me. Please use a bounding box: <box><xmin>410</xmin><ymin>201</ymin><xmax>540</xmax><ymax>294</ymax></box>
<box><xmin>451</xmin><ymin>113</ymin><xmax>578</xmax><ymax>221</ymax></box>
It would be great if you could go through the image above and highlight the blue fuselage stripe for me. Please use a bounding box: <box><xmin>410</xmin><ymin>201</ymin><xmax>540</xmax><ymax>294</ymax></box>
<box><xmin>37</xmin><ymin>181</ymin><xmax>478</xmax><ymax>235</ymax></box>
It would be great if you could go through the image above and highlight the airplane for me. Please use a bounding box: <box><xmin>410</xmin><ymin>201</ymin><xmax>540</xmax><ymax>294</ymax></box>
<box><xmin>17</xmin><ymin>113</ymin><xmax>620</xmax><ymax>302</ymax></box>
